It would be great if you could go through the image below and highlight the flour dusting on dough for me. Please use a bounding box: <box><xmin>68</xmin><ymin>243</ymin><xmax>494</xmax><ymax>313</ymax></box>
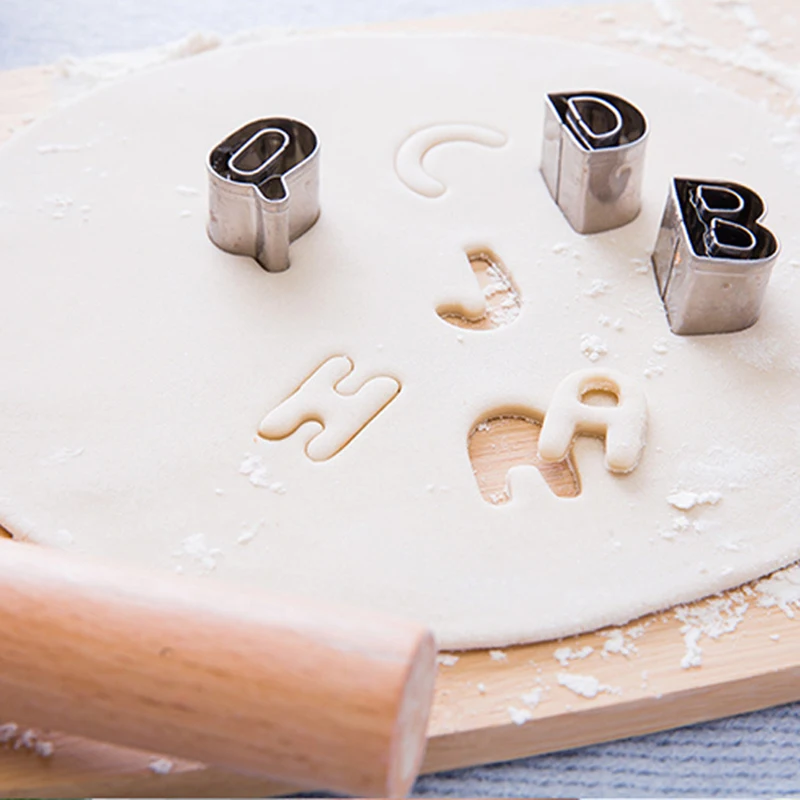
<box><xmin>580</xmin><ymin>333</ymin><xmax>608</xmax><ymax>362</ymax></box>
<box><xmin>41</xmin><ymin>446</ymin><xmax>84</xmax><ymax>465</ymax></box>
<box><xmin>237</xmin><ymin>520</ymin><xmax>264</xmax><ymax>545</ymax></box>
<box><xmin>173</xmin><ymin>533</ymin><xmax>222</xmax><ymax>574</ymax></box>
<box><xmin>667</xmin><ymin>490</ymin><xmax>722</xmax><ymax>511</ymax></box>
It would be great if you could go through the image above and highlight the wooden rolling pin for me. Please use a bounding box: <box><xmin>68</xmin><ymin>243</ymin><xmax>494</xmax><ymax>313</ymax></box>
<box><xmin>0</xmin><ymin>537</ymin><xmax>436</xmax><ymax>797</ymax></box>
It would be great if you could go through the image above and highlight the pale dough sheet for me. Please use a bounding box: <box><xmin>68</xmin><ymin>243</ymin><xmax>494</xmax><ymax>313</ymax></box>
<box><xmin>0</xmin><ymin>34</ymin><xmax>799</xmax><ymax>649</ymax></box>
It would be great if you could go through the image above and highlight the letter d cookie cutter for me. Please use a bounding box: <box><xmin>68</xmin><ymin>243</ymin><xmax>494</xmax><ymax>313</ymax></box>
<box><xmin>207</xmin><ymin>118</ymin><xmax>320</xmax><ymax>273</ymax></box>
<box><xmin>541</xmin><ymin>91</ymin><xmax>648</xmax><ymax>234</ymax></box>
<box><xmin>651</xmin><ymin>178</ymin><xmax>780</xmax><ymax>336</ymax></box>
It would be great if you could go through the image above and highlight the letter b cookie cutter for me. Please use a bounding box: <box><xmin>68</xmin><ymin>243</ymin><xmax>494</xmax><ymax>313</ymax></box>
<box><xmin>651</xmin><ymin>178</ymin><xmax>780</xmax><ymax>335</ymax></box>
<box><xmin>541</xmin><ymin>91</ymin><xmax>648</xmax><ymax>234</ymax></box>
<box><xmin>207</xmin><ymin>118</ymin><xmax>320</xmax><ymax>273</ymax></box>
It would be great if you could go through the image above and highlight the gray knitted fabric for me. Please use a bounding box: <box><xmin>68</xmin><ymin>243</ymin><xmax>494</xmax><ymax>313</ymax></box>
<box><xmin>414</xmin><ymin>704</ymin><xmax>800</xmax><ymax>797</ymax></box>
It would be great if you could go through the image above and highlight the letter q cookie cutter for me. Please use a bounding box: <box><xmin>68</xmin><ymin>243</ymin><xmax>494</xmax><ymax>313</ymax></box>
<box><xmin>651</xmin><ymin>178</ymin><xmax>780</xmax><ymax>335</ymax></box>
<box><xmin>207</xmin><ymin>118</ymin><xmax>320</xmax><ymax>273</ymax></box>
<box><xmin>541</xmin><ymin>91</ymin><xmax>648</xmax><ymax>234</ymax></box>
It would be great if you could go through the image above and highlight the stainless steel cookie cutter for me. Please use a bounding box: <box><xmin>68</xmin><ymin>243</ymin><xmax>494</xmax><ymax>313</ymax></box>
<box><xmin>207</xmin><ymin>118</ymin><xmax>320</xmax><ymax>273</ymax></box>
<box><xmin>541</xmin><ymin>91</ymin><xmax>648</xmax><ymax>234</ymax></box>
<box><xmin>651</xmin><ymin>178</ymin><xmax>780</xmax><ymax>336</ymax></box>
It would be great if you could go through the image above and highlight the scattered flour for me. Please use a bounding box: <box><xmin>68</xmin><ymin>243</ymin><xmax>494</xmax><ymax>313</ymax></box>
<box><xmin>507</xmin><ymin>706</ymin><xmax>533</xmax><ymax>725</ymax></box>
<box><xmin>643</xmin><ymin>364</ymin><xmax>665</xmax><ymax>379</ymax></box>
<box><xmin>436</xmin><ymin>653</ymin><xmax>460</xmax><ymax>667</ymax></box>
<box><xmin>584</xmin><ymin>279</ymin><xmax>612</xmax><ymax>298</ymax></box>
<box><xmin>175</xmin><ymin>185</ymin><xmax>200</xmax><ymax>196</ymax></box>
<box><xmin>755</xmin><ymin>565</ymin><xmax>800</xmax><ymax>618</ymax></box>
<box><xmin>553</xmin><ymin>645</ymin><xmax>594</xmax><ymax>666</ymax></box>
<box><xmin>41</xmin><ymin>446</ymin><xmax>84</xmax><ymax>465</ymax></box>
<box><xmin>0</xmin><ymin>724</ymin><xmax>17</xmax><ymax>744</ymax></box>
<box><xmin>477</xmin><ymin>682</ymin><xmax>487</xmax><ymax>694</ymax></box>
<box><xmin>35</xmin><ymin>740</ymin><xmax>55</xmax><ymax>758</ymax></box>
<box><xmin>580</xmin><ymin>333</ymin><xmax>608</xmax><ymax>362</ymax></box>
<box><xmin>13</xmin><ymin>729</ymin><xmax>37</xmax><ymax>751</ymax></box>
<box><xmin>149</xmin><ymin>757</ymin><xmax>175</xmax><ymax>775</ymax></box>
<box><xmin>0</xmin><ymin>724</ymin><xmax>54</xmax><ymax>757</ymax></box>
<box><xmin>660</xmin><ymin>514</ymin><xmax>697</xmax><ymax>541</ymax></box>
<box><xmin>239</xmin><ymin>453</ymin><xmax>270</xmax><ymax>487</ymax></box>
<box><xmin>674</xmin><ymin>590</ymin><xmax>750</xmax><ymax>669</ymax></box>
<box><xmin>602</xmin><ymin>628</ymin><xmax>636</xmax><ymax>657</ymax></box>
<box><xmin>239</xmin><ymin>454</ymin><xmax>286</xmax><ymax>493</ymax></box>
<box><xmin>667</xmin><ymin>490</ymin><xmax>722</xmax><ymax>511</ymax></box>
<box><xmin>483</xmin><ymin>264</ymin><xmax>521</xmax><ymax>327</ymax></box>
<box><xmin>521</xmin><ymin>687</ymin><xmax>543</xmax><ymax>708</ymax></box>
<box><xmin>56</xmin><ymin>31</ymin><xmax>224</xmax><ymax>95</ymax></box>
<box><xmin>677</xmin><ymin>445</ymin><xmax>775</xmax><ymax>491</ymax></box>
<box><xmin>173</xmin><ymin>533</ymin><xmax>222</xmax><ymax>574</ymax></box>
<box><xmin>680</xmin><ymin>627</ymin><xmax>703</xmax><ymax>669</ymax></box>
<box><xmin>489</xmin><ymin>649</ymin><xmax>507</xmax><ymax>662</ymax></box>
<box><xmin>236</xmin><ymin>520</ymin><xmax>264</xmax><ymax>545</ymax></box>
<box><xmin>557</xmin><ymin>672</ymin><xmax>620</xmax><ymax>699</ymax></box>
<box><xmin>37</xmin><ymin>143</ymin><xmax>83</xmax><ymax>155</ymax></box>
<box><xmin>652</xmin><ymin>338</ymin><xmax>669</xmax><ymax>355</ymax></box>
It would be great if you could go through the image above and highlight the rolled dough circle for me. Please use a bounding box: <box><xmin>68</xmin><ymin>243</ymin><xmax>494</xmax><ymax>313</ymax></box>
<box><xmin>1</xmin><ymin>34</ymin><xmax>799</xmax><ymax>649</ymax></box>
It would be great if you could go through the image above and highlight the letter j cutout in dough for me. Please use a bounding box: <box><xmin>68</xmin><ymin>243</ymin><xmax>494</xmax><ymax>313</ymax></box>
<box><xmin>258</xmin><ymin>356</ymin><xmax>401</xmax><ymax>462</ymax></box>
<box><xmin>538</xmin><ymin>369</ymin><xmax>647</xmax><ymax>474</ymax></box>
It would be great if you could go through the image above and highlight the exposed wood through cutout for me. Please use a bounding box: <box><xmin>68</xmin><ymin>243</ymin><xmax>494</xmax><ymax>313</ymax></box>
<box><xmin>438</xmin><ymin>250</ymin><xmax>521</xmax><ymax>330</ymax></box>
<box><xmin>0</xmin><ymin>526</ymin><xmax>12</xmax><ymax>539</ymax></box>
<box><xmin>469</xmin><ymin>415</ymin><xmax>580</xmax><ymax>504</ymax></box>
<box><xmin>581</xmin><ymin>388</ymin><xmax>619</xmax><ymax>407</ymax></box>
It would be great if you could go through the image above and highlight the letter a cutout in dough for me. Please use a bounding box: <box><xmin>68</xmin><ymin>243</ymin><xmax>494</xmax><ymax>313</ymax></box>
<box><xmin>538</xmin><ymin>369</ymin><xmax>647</xmax><ymax>474</ymax></box>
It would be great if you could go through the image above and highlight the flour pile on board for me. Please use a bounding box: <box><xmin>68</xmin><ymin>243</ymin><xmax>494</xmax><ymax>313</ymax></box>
<box><xmin>755</xmin><ymin>565</ymin><xmax>800</xmax><ymax>617</ymax></box>
<box><xmin>0</xmin><ymin>723</ymin><xmax>54</xmax><ymax>757</ymax></box>
<box><xmin>436</xmin><ymin>653</ymin><xmax>460</xmax><ymax>667</ymax></box>
<box><xmin>601</xmin><ymin>624</ymin><xmax>647</xmax><ymax>657</ymax></box>
<box><xmin>149</xmin><ymin>757</ymin><xmax>175</xmax><ymax>775</ymax></box>
<box><xmin>553</xmin><ymin>645</ymin><xmax>594</xmax><ymax>666</ymax></box>
<box><xmin>557</xmin><ymin>672</ymin><xmax>620</xmax><ymax>699</ymax></box>
<box><xmin>674</xmin><ymin>589</ymin><xmax>751</xmax><ymax>669</ymax></box>
<box><xmin>507</xmin><ymin>706</ymin><xmax>533</xmax><ymax>725</ymax></box>
<box><xmin>521</xmin><ymin>687</ymin><xmax>543</xmax><ymax>708</ymax></box>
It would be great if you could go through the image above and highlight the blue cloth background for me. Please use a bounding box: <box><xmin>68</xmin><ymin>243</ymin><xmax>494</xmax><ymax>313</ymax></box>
<box><xmin>1</xmin><ymin>0</ymin><xmax>798</xmax><ymax>795</ymax></box>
